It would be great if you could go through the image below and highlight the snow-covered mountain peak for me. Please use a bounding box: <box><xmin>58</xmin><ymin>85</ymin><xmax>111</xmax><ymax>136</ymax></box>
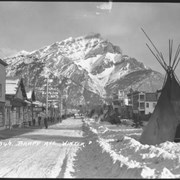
<box><xmin>84</xmin><ymin>32</ymin><xmax>102</xmax><ymax>40</ymax></box>
<box><xmin>16</xmin><ymin>50</ymin><xmax>30</xmax><ymax>56</ymax></box>
<box><xmin>4</xmin><ymin>33</ymin><xmax>164</xmax><ymax>106</ymax></box>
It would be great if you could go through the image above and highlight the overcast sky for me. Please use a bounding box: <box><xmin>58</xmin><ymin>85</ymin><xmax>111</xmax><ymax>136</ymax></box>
<box><xmin>0</xmin><ymin>1</ymin><xmax>180</xmax><ymax>78</ymax></box>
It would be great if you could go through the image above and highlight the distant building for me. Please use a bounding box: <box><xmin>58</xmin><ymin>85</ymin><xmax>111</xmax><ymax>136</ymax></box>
<box><xmin>118</xmin><ymin>90</ymin><xmax>129</xmax><ymax>106</ymax></box>
<box><xmin>127</xmin><ymin>90</ymin><xmax>158</xmax><ymax>115</ymax></box>
<box><xmin>145</xmin><ymin>93</ymin><xmax>158</xmax><ymax>114</ymax></box>
<box><xmin>0</xmin><ymin>59</ymin><xmax>8</xmax><ymax>129</ymax></box>
<box><xmin>111</xmin><ymin>92</ymin><xmax>121</xmax><ymax>114</ymax></box>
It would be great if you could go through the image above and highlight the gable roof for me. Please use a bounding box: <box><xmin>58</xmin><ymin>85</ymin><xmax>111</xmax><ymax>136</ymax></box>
<box><xmin>6</xmin><ymin>77</ymin><xmax>27</xmax><ymax>99</ymax></box>
<box><xmin>6</xmin><ymin>78</ymin><xmax>20</xmax><ymax>95</ymax></box>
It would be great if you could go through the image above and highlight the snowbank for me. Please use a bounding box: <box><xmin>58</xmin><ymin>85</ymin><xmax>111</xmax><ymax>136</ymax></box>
<box><xmin>84</xmin><ymin>118</ymin><xmax>180</xmax><ymax>178</ymax></box>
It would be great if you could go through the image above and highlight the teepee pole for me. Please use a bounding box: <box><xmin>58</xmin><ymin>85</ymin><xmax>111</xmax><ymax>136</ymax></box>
<box><xmin>141</xmin><ymin>28</ymin><xmax>167</xmax><ymax>69</ymax></box>
<box><xmin>173</xmin><ymin>57</ymin><xmax>180</xmax><ymax>71</ymax></box>
<box><xmin>174</xmin><ymin>72</ymin><xmax>180</xmax><ymax>84</ymax></box>
<box><xmin>172</xmin><ymin>44</ymin><xmax>180</xmax><ymax>69</ymax></box>
<box><xmin>146</xmin><ymin>43</ymin><xmax>166</xmax><ymax>71</ymax></box>
<box><xmin>159</xmin><ymin>52</ymin><xmax>168</xmax><ymax>69</ymax></box>
<box><xmin>169</xmin><ymin>39</ymin><xmax>173</xmax><ymax>67</ymax></box>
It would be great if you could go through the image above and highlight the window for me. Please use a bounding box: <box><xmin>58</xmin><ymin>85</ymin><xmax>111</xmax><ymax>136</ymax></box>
<box><xmin>0</xmin><ymin>84</ymin><xmax>2</xmax><ymax>97</ymax></box>
<box><xmin>139</xmin><ymin>102</ymin><xmax>145</xmax><ymax>109</ymax></box>
<box><xmin>139</xmin><ymin>94</ymin><xmax>145</xmax><ymax>101</ymax></box>
<box><xmin>146</xmin><ymin>103</ymin><xmax>149</xmax><ymax>108</ymax></box>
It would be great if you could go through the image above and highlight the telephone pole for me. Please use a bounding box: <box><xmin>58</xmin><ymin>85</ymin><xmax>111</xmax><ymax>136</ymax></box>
<box><xmin>58</xmin><ymin>89</ymin><xmax>62</xmax><ymax>122</ymax></box>
<box><xmin>46</xmin><ymin>78</ymin><xmax>49</xmax><ymax>118</ymax></box>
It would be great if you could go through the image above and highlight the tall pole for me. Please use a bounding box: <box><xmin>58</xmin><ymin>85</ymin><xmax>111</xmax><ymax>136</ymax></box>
<box><xmin>46</xmin><ymin>77</ymin><xmax>49</xmax><ymax>119</ymax></box>
<box><xmin>58</xmin><ymin>89</ymin><xmax>62</xmax><ymax>122</ymax></box>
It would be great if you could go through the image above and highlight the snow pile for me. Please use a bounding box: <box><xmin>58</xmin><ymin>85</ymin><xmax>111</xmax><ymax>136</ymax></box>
<box><xmin>84</xmin><ymin>118</ymin><xmax>180</xmax><ymax>178</ymax></box>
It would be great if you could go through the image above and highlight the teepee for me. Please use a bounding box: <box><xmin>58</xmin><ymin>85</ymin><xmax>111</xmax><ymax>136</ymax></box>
<box><xmin>140</xmin><ymin>28</ymin><xmax>180</xmax><ymax>145</ymax></box>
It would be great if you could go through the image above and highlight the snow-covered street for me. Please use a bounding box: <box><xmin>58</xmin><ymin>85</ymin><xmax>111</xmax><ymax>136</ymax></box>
<box><xmin>1</xmin><ymin>117</ymin><xmax>180</xmax><ymax>178</ymax></box>
<box><xmin>0</xmin><ymin>118</ymin><xmax>84</xmax><ymax>178</ymax></box>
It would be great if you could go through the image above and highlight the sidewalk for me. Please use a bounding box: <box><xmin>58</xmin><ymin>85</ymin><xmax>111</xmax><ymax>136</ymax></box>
<box><xmin>0</xmin><ymin>119</ymin><xmax>63</xmax><ymax>141</ymax></box>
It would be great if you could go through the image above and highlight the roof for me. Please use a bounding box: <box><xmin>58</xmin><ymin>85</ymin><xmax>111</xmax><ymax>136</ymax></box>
<box><xmin>0</xmin><ymin>59</ymin><xmax>8</xmax><ymax>66</ymax></box>
<box><xmin>127</xmin><ymin>90</ymin><xmax>144</xmax><ymax>96</ymax></box>
<box><xmin>6</xmin><ymin>78</ymin><xmax>20</xmax><ymax>95</ymax></box>
<box><xmin>145</xmin><ymin>93</ymin><xmax>157</xmax><ymax>102</ymax></box>
<box><xmin>6</xmin><ymin>78</ymin><xmax>27</xmax><ymax>99</ymax></box>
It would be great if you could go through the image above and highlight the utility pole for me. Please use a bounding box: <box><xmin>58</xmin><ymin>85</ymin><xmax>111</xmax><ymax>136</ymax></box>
<box><xmin>46</xmin><ymin>78</ymin><xmax>49</xmax><ymax>119</ymax></box>
<box><xmin>58</xmin><ymin>89</ymin><xmax>62</xmax><ymax>122</ymax></box>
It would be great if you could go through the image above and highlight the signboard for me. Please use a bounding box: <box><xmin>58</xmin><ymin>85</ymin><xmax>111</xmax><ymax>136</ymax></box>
<box><xmin>33</xmin><ymin>107</ymin><xmax>43</xmax><ymax>112</ymax></box>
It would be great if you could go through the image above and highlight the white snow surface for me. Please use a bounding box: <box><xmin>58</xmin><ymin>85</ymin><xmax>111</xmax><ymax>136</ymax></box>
<box><xmin>0</xmin><ymin>119</ymin><xmax>84</xmax><ymax>178</ymax></box>
<box><xmin>1</xmin><ymin>117</ymin><xmax>180</xmax><ymax>178</ymax></box>
<box><xmin>85</xmin><ymin>118</ymin><xmax>180</xmax><ymax>178</ymax></box>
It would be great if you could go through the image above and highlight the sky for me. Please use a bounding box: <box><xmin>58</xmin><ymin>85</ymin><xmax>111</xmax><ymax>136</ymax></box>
<box><xmin>0</xmin><ymin>1</ymin><xmax>180</xmax><ymax>78</ymax></box>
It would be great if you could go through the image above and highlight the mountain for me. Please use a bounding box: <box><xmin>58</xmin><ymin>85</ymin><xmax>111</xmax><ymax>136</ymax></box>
<box><xmin>4</xmin><ymin>33</ymin><xmax>164</xmax><ymax>108</ymax></box>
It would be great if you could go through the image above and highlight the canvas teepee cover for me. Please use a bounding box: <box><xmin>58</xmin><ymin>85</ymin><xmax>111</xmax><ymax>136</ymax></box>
<box><xmin>140</xmin><ymin>29</ymin><xmax>180</xmax><ymax>145</ymax></box>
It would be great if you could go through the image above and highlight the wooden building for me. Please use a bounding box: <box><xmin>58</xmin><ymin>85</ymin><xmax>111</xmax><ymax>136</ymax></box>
<box><xmin>0</xmin><ymin>59</ymin><xmax>8</xmax><ymax>129</ymax></box>
<box><xmin>5</xmin><ymin>78</ymin><xmax>27</xmax><ymax>128</ymax></box>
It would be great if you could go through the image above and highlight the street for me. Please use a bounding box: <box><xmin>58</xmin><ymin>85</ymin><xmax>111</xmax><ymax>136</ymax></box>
<box><xmin>0</xmin><ymin>118</ymin><xmax>85</xmax><ymax>178</ymax></box>
<box><xmin>0</xmin><ymin>117</ymin><xmax>118</xmax><ymax>178</ymax></box>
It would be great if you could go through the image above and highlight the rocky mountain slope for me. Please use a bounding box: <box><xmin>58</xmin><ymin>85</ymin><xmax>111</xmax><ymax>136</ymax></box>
<box><xmin>4</xmin><ymin>33</ymin><xmax>164</xmax><ymax>107</ymax></box>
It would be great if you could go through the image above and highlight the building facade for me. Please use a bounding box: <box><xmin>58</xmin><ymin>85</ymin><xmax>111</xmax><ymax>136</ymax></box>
<box><xmin>145</xmin><ymin>93</ymin><xmax>157</xmax><ymax>115</ymax></box>
<box><xmin>127</xmin><ymin>90</ymin><xmax>158</xmax><ymax>115</ymax></box>
<box><xmin>5</xmin><ymin>78</ymin><xmax>28</xmax><ymax>128</ymax></box>
<box><xmin>0</xmin><ymin>59</ymin><xmax>8</xmax><ymax>129</ymax></box>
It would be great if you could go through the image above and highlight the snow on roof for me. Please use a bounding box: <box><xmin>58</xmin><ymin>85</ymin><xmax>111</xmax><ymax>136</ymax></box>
<box><xmin>6</xmin><ymin>78</ymin><xmax>20</xmax><ymax>95</ymax></box>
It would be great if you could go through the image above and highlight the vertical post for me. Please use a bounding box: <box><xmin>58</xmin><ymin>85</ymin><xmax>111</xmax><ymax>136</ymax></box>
<box><xmin>9</xmin><ymin>107</ymin><xmax>11</xmax><ymax>129</ymax></box>
<box><xmin>60</xmin><ymin>92</ymin><xmax>62</xmax><ymax>121</ymax></box>
<box><xmin>58</xmin><ymin>89</ymin><xmax>62</xmax><ymax>122</ymax></box>
<box><xmin>31</xmin><ymin>101</ymin><xmax>33</xmax><ymax>122</ymax></box>
<box><xmin>46</xmin><ymin>78</ymin><xmax>49</xmax><ymax>119</ymax></box>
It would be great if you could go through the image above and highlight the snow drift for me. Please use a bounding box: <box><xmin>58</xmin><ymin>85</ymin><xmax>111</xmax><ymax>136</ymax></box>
<box><xmin>84</xmin><ymin>118</ymin><xmax>180</xmax><ymax>178</ymax></box>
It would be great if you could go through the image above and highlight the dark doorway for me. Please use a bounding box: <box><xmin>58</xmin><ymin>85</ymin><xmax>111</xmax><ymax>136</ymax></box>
<box><xmin>174</xmin><ymin>123</ymin><xmax>180</xmax><ymax>142</ymax></box>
